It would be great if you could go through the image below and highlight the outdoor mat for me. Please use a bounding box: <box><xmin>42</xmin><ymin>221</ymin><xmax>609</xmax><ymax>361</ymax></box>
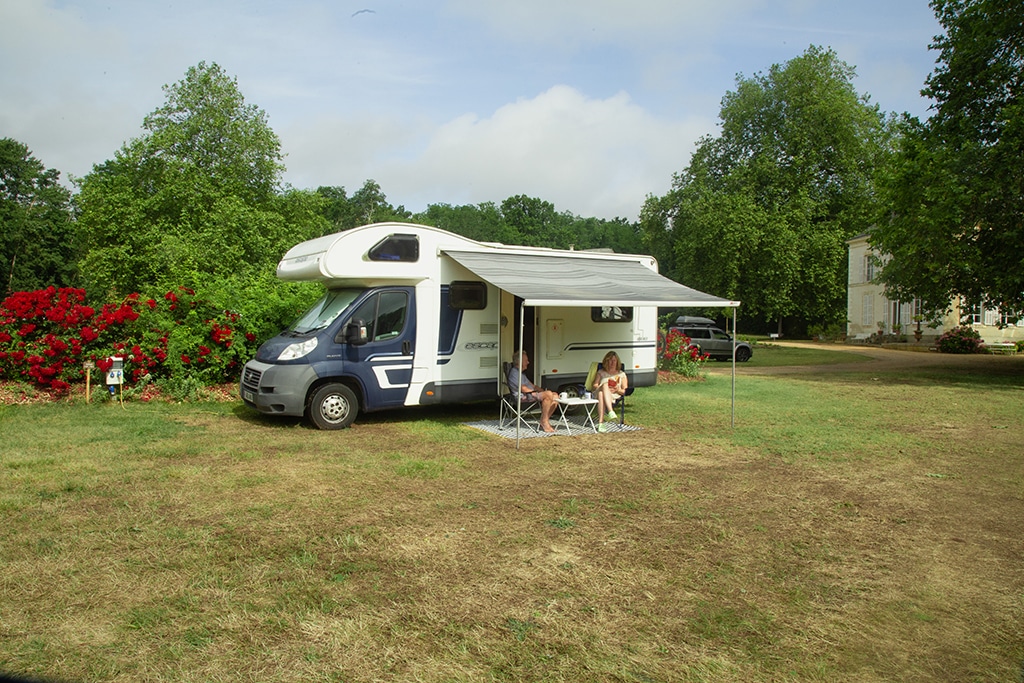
<box><xmin>464</xmin><ymin>417</ymin><xmax>642</xmax><ymax>439</ymax></box>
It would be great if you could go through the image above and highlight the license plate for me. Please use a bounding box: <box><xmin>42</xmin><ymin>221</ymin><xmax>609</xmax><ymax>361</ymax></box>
<box><xmin>243</xmin><ymin>390</ymin><xmax>255</xmax><ymax>403</ymax></box>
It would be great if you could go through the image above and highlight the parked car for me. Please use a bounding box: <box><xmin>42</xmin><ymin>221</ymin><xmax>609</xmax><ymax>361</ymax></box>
<box><xmin>669</xmin><ymin>316</ymin><xmax>753</xmax><ymax>362</ymax></box>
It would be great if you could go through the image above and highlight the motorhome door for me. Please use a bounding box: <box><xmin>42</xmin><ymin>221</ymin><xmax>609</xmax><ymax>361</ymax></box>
<box><xmin>343</xmin><ymin>287</ymin><xmax>416</xmax><ymax>409</ymax></box>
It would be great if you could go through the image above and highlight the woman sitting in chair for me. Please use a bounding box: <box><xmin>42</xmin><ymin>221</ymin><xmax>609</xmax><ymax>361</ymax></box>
<box><xmin>593</xmin><ymin>350</ymin><xmax>628</xmax><ymax>432</ymax></box>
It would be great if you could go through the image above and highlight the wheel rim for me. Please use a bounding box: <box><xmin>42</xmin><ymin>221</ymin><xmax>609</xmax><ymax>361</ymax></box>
<box><xmin>320</xmin><ymin>393</ymin><xmax>350</xmax><ymax>424</ymax></box>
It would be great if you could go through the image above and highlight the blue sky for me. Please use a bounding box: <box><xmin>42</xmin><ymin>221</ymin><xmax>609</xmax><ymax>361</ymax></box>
<box><xmin>1</xmin><ymin>0</ymin><xmax>942</xmax><ymax>221</ymax></box>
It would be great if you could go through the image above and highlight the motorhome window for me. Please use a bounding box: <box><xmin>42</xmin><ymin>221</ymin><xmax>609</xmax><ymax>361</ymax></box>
<box><xmin>438</xmin><ymin>287</ymin><xmax>460</xmax><ymax>355</ymax></box>
<box><xmin>289</xmin><ymin>289</ymin><xmax>364</xmax><ymax>334</ymax></box>
<box><xmin>368</xmin><ymin>234</ymin><xmax>419</xmax><ymax>262</ymax></box>
<box><xmin>449</xmin><ymin>281</ymin><xmax>487</xmax><ymax>310</ymax></box>
<box><xmin>591</xmin><ymin>306</ymin><xmax>633</xmax><ymax>322</ymax></box>
<box><xmin>375</xmin><ymin>291</ymin><xmax>408</xmax><ymax>340</ymax></box>
<box><xmin>350</xmin><ymin>291</ymin><xmax>409</xmax><ymax>342</ymax></box>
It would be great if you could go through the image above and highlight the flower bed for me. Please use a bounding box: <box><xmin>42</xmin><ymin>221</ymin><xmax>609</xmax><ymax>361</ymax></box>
<box><xmin>0</xmin><ymin>287</ymin><xmax>260</xmax><ymax>398</ymax></box>
<box><xmin>659</xmin><ymin>329</ymin><xmax>709</xmax><ymax>378</ymax></box>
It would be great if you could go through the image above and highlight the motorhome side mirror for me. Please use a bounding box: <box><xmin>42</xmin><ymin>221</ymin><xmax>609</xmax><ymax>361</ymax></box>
<box><xmin>344</xmin><ymin>319</ymin><xmax>369</xmax><ymax>345</ymax></box>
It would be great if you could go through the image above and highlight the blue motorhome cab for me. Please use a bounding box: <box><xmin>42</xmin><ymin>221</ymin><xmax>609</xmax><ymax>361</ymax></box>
<box><xmin>241</xmin><ymin>222</ymin><xmax>738</xmax><ymax>429</ymax></box>
<box><xmin>242</xmin><ymin>286</ymin><xmax>421</xmax><ymax>428</ymax></box>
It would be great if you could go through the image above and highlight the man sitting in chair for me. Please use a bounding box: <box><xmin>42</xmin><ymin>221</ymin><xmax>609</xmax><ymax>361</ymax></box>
<box><xmin>508</xmin><ymin>350</ymin><xmax>559</xmax><ymax>433</ymax></box>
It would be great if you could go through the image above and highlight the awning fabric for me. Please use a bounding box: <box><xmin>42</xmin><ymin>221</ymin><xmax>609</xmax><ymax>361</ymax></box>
<box><xmin>443</xmin><ymin>250</ymin><xmax>739</xmax><ymax>308</ymax></box>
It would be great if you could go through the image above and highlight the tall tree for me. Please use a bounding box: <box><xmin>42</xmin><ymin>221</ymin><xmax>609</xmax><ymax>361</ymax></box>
<box><xmin>415</xmin><ymin>201</ymin><xmax>516</xmax><ymax>243</ymax></box>
<box><xmin>871</xmin><ymin>0</ymin><xmax>1024</xmax><ymax>318</ymax></box>
<box><xmin>0</xmin><ymin>139</ymin><xmax>76</xmax><ymax>293</ymax></box>
<box><xmin>641</xmin><ymin>46</ymin><xmax>890</xmax><ymax>330</ymax></box>
<box><xmin>316</xmin><ymin>180</ymin><xmax>412</xmax><ymax>233</ymax></box>
<box><xmin>75</xmin><ymin>62</ymin><xmax>325</xmax><ymax>294</ymax></box>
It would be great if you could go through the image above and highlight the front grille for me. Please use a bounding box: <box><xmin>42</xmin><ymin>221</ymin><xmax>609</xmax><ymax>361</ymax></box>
<box><xmin>242</xmin><ymin>366</ymin><xmax>262</xmax><ymax>391</ymax></box>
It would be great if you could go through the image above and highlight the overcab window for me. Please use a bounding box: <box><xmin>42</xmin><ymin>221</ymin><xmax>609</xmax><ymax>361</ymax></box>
<box><xmin>368</xmin><ymin>234</ymin><xmax>419</xmax><ymax>262</ymax></box>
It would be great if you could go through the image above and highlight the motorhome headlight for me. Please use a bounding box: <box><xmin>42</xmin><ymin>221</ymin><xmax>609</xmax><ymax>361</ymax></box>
<box><xmin>277</xmin><ymin>337</ymin><xmax>318</xmax><ymax>361</ymax></box>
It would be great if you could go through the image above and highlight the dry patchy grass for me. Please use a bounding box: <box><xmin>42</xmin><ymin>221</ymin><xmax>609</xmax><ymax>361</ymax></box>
<box><xmin>1</xmin><ymin>353</ymin><xmax>1023</xmax><ymax>682</ymax></box>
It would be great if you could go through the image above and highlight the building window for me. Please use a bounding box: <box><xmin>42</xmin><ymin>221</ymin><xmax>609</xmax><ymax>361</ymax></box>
<box><xmin>863</xmin><ymin>255</ymin><xmax>875</xmax><ymax>283</ymax></box>
<box><xmin>861</xmin><ymin>294</ymin><xmax>874</xmax><ymax>327</ymax></box>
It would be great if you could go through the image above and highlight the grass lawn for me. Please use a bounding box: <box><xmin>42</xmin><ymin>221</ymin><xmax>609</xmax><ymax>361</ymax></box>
<box><xmin>1</xmin><ymin>351</ymin><xmax>1022</xmax><ymax>682</ymax></box>
<box><xmin>732</xmin><ymin>341</ymin><xmax>874</xmax><ymax>367</ymax></box>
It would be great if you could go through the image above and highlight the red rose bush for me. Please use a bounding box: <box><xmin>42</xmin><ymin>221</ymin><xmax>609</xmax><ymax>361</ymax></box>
<box><xmin>0</xmin><ymin>286</ymin><xmax>259</xmax><ymax>398</ymax></box>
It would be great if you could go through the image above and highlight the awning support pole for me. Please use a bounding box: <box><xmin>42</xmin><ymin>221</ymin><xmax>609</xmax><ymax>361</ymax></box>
<box><xmin>516</xmin><ymin>300</ymin><xmax>525</xmax><ymax>449</ymax></box>
<box><xmin>731</xmin><ymin>308</ymin><xmax>737</xmax><ymax>428</ymax></box>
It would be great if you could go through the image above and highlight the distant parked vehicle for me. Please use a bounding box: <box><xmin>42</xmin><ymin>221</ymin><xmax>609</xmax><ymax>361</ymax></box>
<box><xmin>668</xmin><ymin>316</ymin><xmax>753</xmax><ymax>362</ymax></box>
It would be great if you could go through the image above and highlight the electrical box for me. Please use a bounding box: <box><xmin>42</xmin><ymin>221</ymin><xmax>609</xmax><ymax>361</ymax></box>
<box><xmin>105</xmin><ymin>357</ymin><xmax>124</xmax><ymax>386</ymax></box>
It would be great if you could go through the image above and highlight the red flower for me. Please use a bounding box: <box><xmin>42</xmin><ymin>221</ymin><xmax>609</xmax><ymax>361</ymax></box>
<box><xmin>181</xmin><ymin>354</ymin><xmax>191</xmax><ymax>364</ymax></box>
<box><xmin>17</xmin><ymin>323</ymin><xmax>36</xmax><ymax>337</ymax></box>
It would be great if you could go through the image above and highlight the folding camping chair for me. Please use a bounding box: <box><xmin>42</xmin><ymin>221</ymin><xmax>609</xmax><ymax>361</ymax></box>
<box><xmin>499</xmin><ymin>361</ymin><xmax>542</xmax><ymax>431</ymax></box>
<box><xmin>585</xmin><ymin>361</ymin><xmax>634</xmax><ymax>425</ymax></box>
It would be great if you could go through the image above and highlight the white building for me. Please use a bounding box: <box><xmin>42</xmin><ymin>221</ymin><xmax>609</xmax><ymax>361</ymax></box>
<box><xmin>846</xmin><ymin>233</ymin><xmax>1022</xmax><ymax>345</ymax></box>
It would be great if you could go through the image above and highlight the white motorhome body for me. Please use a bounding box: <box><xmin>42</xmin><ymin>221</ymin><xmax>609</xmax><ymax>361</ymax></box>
<box><xmin>240</xmin><ymin>222</ymin><xmax>738</xmax><ymax>428</ymax></box>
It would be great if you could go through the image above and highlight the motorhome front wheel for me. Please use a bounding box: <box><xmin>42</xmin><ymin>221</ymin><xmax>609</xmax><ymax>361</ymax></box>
<box><xmin>309</xmin><ymin>383</ymin><xmax>358</xmax><ymax>430</ymax></box>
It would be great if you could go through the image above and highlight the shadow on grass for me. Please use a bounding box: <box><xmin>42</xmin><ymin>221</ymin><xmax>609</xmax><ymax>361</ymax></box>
<box><xmin>796</xmin><ymin>363</ymin><xmax>1024</xmax><ymax>390</ymax></box>
<box><xmin>231</xmin><ymin>398</ymin><xmax>500</xmax><ymax>430</ymax></box>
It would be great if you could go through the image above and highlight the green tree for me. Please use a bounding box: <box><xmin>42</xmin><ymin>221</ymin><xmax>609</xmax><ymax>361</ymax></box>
<box><xmin>571</xmin><ymin>216</ymin><xmax>640</xmax><ymax>254</ymax></box>
<box><xmin>0</xmin><ymin>139</ymin><xmax>76</xmax><ymax>293</ymax></box>
<box><xmin>871</xmin><ymin>0</ymin><xmax>1024</xmax><ymax>319</ymax></box>
<box><xmin>499</xmin><ymin>194</ymin><xmax>582</xmax><ymax>248</ymax></box>
<box><xmin>642</xmin><ymin>46</ymin><xmax>890</xmax><ymax>331</ymax></box>
<box><xmin>415</xmin><ymin>201</ymin><xmax>517</xmax><ymax>243</ymax></box>
<box><xmin>75</xmin><ymin>62</ymin><xmax>325</xmax><ymax>295</ymax></box>
<box><xmin>316</xmin><ymin>180</ymin><xmax>412</xmax><ymax>233</ymax></box>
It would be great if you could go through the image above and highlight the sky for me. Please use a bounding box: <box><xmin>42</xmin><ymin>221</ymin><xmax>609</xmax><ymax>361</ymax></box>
<box><xmin>1</xmin><ymin>0</ymin><xmax>942</xmax><ymax>222</ymax></box>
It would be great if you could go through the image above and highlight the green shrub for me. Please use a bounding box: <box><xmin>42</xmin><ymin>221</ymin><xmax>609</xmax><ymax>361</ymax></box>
<box><xmin>937</xmin><ymin>326</ymin><xmax>983</xmax><ymax>354</ymax></box>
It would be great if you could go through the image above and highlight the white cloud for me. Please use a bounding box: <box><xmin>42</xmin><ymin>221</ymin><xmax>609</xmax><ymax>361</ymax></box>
<box><xmin>2</xmin><ymin>0</ymin><xmax>940</xmax><ymax>221</ymax></box>
<box><xmin>282</xmin><ymin>86</ymin><xmax>711</xmax><ymax>220</ymax></box>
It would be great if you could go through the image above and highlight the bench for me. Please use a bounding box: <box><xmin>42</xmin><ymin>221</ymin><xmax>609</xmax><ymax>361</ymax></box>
<box><xmin>985</xmin><ymin>342</ymin><xmax>1018</xmax><ymax>355</ymax></box>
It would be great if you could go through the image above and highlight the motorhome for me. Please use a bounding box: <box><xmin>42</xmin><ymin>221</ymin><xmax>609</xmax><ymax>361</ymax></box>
<box><xmin>240</xmin><ymin>222</ymin><xmax>737</xmax><ymax>429</ymax></box>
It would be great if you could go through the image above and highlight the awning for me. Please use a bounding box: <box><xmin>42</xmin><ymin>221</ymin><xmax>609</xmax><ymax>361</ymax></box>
<box><xmin>443</xmin><ymin>250</ymin><xmax>739</xmax><ymax>308</ymax></box>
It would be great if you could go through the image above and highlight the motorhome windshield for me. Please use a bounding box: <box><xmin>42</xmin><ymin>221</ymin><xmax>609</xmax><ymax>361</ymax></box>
<box><xmin>289</xmin><ymin>289</ymin><xmax>364</xmax><ymax>334</ymax></box>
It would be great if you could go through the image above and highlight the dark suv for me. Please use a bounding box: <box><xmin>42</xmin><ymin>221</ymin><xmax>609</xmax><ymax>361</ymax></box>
<box><xmin>669</xmin><ymin>316</ymin><xmax>753</xmax><ymax>362</ymax></box>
